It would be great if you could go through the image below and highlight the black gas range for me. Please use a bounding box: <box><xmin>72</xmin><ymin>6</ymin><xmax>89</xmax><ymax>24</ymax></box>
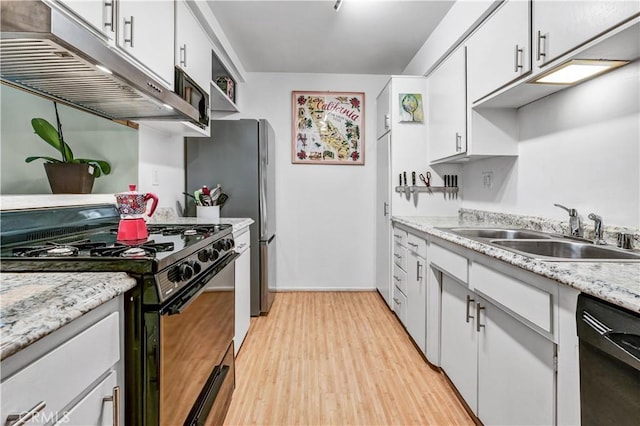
<box><xmin>0</xmin><ymin>204</ymin><xmax>234</xmax><ymax>303</ymax></box>
<box><xmin>0</xmin><ymin>204</ymin><xmax>238</xmax><ymax>425</ymax></box>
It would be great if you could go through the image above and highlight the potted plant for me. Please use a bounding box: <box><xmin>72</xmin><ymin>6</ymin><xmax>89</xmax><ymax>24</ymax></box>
<box><xmin>26</xmin><ymin>102</ymin><xmax>112</xmax><ymax>194</ymax></box>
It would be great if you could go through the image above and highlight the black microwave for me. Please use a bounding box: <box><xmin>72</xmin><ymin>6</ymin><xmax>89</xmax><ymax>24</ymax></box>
<box><xmin>175</xmin><ymin>67</ymin><xmax>209</xmax><ymax>128</ymax></box>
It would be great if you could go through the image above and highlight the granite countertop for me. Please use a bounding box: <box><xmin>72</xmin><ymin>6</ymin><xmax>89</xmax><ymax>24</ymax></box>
<box><xmin>0</xmin><ymin>272</ymin><xmax>136</xmax><ymax>360</ymax></box>
<box><xmin>392</xmin><ymin>216</ymin><xmax>640</xmax><ymax>314</ymax></box>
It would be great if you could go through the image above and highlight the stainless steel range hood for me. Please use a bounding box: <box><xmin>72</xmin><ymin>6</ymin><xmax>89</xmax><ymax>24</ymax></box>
<box><xmin>0</xmin><ymin>1</ymin><xmax>199</xmax><ymax>124</ymax></box>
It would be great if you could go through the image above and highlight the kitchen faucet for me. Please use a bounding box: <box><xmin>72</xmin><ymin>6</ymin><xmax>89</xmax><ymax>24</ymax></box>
<box><xmin>554</xmin><ymin>204</ymin><xmax>583</xmax><ymax>238</ymax></box>
<box><xmin>588</xmin><ymin>213</ymin><xmax>606</xmax><ymax>245</ymax></box>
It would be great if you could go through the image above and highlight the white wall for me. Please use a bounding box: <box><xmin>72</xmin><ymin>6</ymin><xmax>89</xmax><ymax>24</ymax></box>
<box><xmin>0</xmin><ymin>85</ymin><xmax>138</xmax><ymax>195</ymax></box>
<box><xmin>137</xmin><ymin>124</ymin><xmax>185</xmax><ymax>213</ymax></box>
<box><xmin>461</xmin><ymin>61</ymin><xmax>640</xmax><ymax>228</ymax></box>
<box><xmin>234</xmin><ymin>72</ymin><xmax>388</xmax><ymax>290</ymax></box>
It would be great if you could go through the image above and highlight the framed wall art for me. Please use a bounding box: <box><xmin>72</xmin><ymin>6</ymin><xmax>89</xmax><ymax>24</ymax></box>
<box><xmin>292</xmin><ymin>91</ymin><xmax>365</xmax><ymax>165</ymax></box>
<box><xmin>398</xmin><ymin>93</ymin><xmax>424</xmax><ymax>122</ymax></box>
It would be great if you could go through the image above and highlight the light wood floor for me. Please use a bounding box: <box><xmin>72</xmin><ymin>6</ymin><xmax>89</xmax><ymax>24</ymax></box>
<box><xmin>224</xmin><ymin>291</ymin><xmax>473</xmax><ymax>426</ymax></box>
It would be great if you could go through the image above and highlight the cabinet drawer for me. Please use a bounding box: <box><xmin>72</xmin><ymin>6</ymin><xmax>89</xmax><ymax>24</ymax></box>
<box><xmin>1</xmin><ymin>313</ymin><xmax>120</xmax><ymax>424</ymax></box>
<box><xmin>393</xmin><ymin>285</ymin><xmax>408</xmax><ymax>325</ymax></box>
<box><xmin>472</xmin><ymin>263</ymin><xmax>553</xmax><ymax>332</ymax></box>
<box><xmin>430</xmin><ymin>243</ymin><xmax>468</xmax><ymax>283</ymax></box>
<box><xmin>393</xmin><ymin>243</ymin><xmax>407</xmax><ymax>271</ymax></box>
<box><xmin>392</xmin><ymin>228</ymin><xmax>408</xmax><ymax>247</ymax></box>
<box><xmin>392</xmin><ymin>264</ymin><xmax>407</xmax><ymax>296</ymax></box>
<box><xmin>234</xmin><ymin>227</ymin><xmax>251</xmax><ymax>253</ymax></box>
<box><xmin>59</xmin><ymin>370</ymin><xmax>117</xmax><ymax>425</ymax></box>
<box><xmin>407</xmin><ymin>233</ymin><xmax>427</xmax><ymax>258</ymax></box>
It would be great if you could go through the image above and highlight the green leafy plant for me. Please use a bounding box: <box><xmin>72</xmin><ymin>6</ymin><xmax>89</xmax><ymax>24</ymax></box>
<box><xmin>26</xmin><ymin>102</ymin><xmax>112</xmax><ymax>177</ymax></box>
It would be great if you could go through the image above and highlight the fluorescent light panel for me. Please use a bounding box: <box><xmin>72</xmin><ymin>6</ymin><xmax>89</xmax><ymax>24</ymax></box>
<box><xmin>533</xmin><ymin>59</ymin><xmax>629</xmax><ymax>85</ymax></box>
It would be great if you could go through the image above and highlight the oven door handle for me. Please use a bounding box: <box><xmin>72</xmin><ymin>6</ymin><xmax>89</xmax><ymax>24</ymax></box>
<box><xmin>162</xmin><ymin>252</ymin><xmax>239</xmax><ymax>316</ymax></box>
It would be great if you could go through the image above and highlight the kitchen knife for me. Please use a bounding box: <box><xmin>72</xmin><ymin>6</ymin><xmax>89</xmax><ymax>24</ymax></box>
<box><xmin>403</xmin><ymin>172</ymin><xmax>407</xmax><ymax>186</ymax></box>
<box><xmin>411</xmin><ymin>172</ymin><xmax>416</xmax><ymax>186</ymax></box>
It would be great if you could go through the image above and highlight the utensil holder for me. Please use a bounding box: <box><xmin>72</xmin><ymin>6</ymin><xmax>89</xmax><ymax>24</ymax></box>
<box><xmin>196</xmin><ymin>206</ymin><xmax>220</xmax><ymax>223</ymax></box>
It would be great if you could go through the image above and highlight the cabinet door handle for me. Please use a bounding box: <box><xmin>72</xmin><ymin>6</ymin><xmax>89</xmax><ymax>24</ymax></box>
<box><xmin>383</xmin><ymin>202</ymin><xmax>389</xmax><ymax>217</ymax></box>
<box><xmin>476</xmin><ymin>303</ymin><xmax>486</xmax><ymax>332</ymax></box>
<box><xmin>514</xmin><ymin>44</ymin><xmax>523</xmax><ymax>72</ymax></box>
<box><xmin>384</xmin><ymin>114</ymin><xmax>390</xmax><ymax>130</ymax></box>
<box><xmin>465</xmin><ymin>295</ymin><xmax>475</xmax><ymax>322</ymax></box>
<box><xmin>455</xmin><ymin>132</ymin><xmax>462</xmax><ymax>152</ymax></box>
<box><xmin>416</xmin><ymin>260</ymin><xmax>422</xmax><ymax>281</ymax></box>
<box><xmin>103</xmin><ymin>385</ymin><xmax>121</xmax><ymax>426</ymax></box>
<box><xmin>5</xmin><ymin>401</ymin><xmax>47</xmax><ymax>426</ymax></box>
<box><xmin>536</xmin><ymin>30</ymin><xmax>546</xmax><ymax>62</ymax></box>
<box><xmin>124</xmin><ymin>16</ymin><xmax>134</xmax><ymax>47</ymax></box>
<box><xmin>180</xmin><ymin>44</ymin><xmax>187</xmax><ymax>67</ymax></box>
<box><xmin>104</xmin><ymin>1</ymin><xmax>115</xmax><ymax>31</ymax></box>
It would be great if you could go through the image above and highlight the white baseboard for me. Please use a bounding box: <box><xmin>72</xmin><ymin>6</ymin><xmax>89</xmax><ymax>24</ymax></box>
<box><xmin>274</xmin><ymin>286</ymin><xmax>377</xmax><ymax>292</ymax></box>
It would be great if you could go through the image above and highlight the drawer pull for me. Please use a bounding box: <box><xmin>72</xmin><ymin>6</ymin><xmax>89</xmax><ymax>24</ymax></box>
<box><xmin>394</xmin><ymin>253</ymin><xmax>402</xmax><ymax>259</ymax></box>
<box><xmin>465</xmin><ymin>295</ymin><xmax>475</xmax><ymax>322</ymax></box>
<box><xmin>408</xmin><ymin>242</ymin><xmax>418</xmax><ymax>247</ymax></box>
<box><xmin>393</xmin><ymin>234</ymin><xmax>402</xmax><ymax>239</ymax></box>
<box><xmin>393</xmin><ymin>297</ymin><xmax>400</xmax><ymax>305</ymax></box>
<box><xmin>6</xmin><ymin>401</ymin><xmax>46</xmax><ymax>426</ymax></box>
<box><xmin>476</xmin><ymin>303</ymin><xmax>486</xmax><ymax>332</ymax></box>
<box><xmin>393</xmin><ymin>275</ymin><xmax>400</xmax><ymax>282</ymax></box>
<box><xmin>103</xmin><ymin>385</ymin><xmax>120</xmax><ymax>426</ymax></box>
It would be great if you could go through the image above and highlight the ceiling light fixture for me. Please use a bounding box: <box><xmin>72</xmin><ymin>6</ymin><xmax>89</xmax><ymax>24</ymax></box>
<box><xmin>532</xmin><ymin>59</ymin><xmax>629</xmax><ymax>85</ymax></box>
<box><xmin>334</xmin><ymin>0</ymin><xmax>343</xmax><ymax>12</ymax></box>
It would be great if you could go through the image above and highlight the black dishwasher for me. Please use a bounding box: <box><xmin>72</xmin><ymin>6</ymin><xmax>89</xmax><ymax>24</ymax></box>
<box><xmin>577</xmin><ymin>294</ymin><xmax>640</xmax><ymax>425</ymax></box>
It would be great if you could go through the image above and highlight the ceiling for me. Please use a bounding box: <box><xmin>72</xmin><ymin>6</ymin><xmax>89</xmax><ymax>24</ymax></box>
<box><xmin>207</xmin><ymin>0</ymin><xmax>454</xmax><ymax>75</ymax></box>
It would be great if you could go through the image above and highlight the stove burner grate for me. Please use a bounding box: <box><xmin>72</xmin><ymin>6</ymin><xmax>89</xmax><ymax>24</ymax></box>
<box><xmin>90</xmin><ymin>241</ymin><xmax>175</xmax><ymax>258</ymax></box>
<box><xmin>11</xmin><ymin>240</ymin><xmax>108</xmax><ymax>257</ymax></box>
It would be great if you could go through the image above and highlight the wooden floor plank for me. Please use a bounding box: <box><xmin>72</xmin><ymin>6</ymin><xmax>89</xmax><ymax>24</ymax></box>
<box><xmin>224</xmin><ymin>292</ymin><xmax>473</xmax><ymax>426</ymax></box>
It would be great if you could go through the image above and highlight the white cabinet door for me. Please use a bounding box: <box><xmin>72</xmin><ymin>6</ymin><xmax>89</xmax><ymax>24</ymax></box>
<box><xmin>392</xmin><ymin>285</ymin><xmax>407</xmax><ymax>326</ymax></box>
<box><xmin>235</xmin><ymin>247</ymin><xmax>251</xmax><ymax>355</ymax></box>
<box><xmin>477</xmin><ymin>297</ymin><xmax>555</xmax><ymax>426</ymax></box>
<box><xmin>467</xmin><ymin>0</ymin><xmax>531</xmax><ymax>103</ymax></box>
<box><xmin>406</xmin><ymin>251</ymin><xmax>426</xmax><ymax>353</ymax></box>
<box><xmin>428</xmin><ymin>46</ymin><xmax>466</xmax><ymax>162</ymax></box>
<box><xmin>440</xmin><ymin>274</ymin><xmax>477</xmax><ymax>413</ymax></box>
<box><xmin>117</xmin><ymin>0</ymin><xmax>175</xmax><ymax>88</ymax></box>
<box><xmin>534</xmin><ymin>1</ymin><xmax>640</xmax><ymax>68</ymax></box>
<box><xmin>175</xmin><ymin>0</ymin><xmax>212</xmax><ymax>91</ymax></box>
<box><xmin>59</xmin><ymin>371</ymin><xmax>117</xmax><ymax>425</ymax></box>
<box><xmin>57</xmin><ymin>0</ymin><xmax>115</xmax><ymax>39</ymax></box>
<box><xmin>375</xmin><ymin>133</ymin><xmax>391</xmax><ymax>307</ymax></box>
<box><xmin>376</xmin><ymin>82</ymin><xmax>391</xmax><ymax>139</ymax></box>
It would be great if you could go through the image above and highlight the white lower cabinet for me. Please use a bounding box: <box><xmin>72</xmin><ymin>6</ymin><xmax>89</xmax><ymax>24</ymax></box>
<box><xmin>441</xmin><ymin>275</ymin><xmax>478</xmax><ymax>410</ymax></box>
<box><xmin>477</xmin><ymin>295</ymin><xmax>555</xmax><ymax>426</ymax></box>
<box><xmin>441</xmin><ymin>274</ymin><xmax>555</xmax><ymax>424</ymax></box>
<box><xmin>1</xmin><ymin>301</ymin><xmax>123</xmax><ymax>426</ymax></box>
<box><xmin>234</xmin><ymin>227</ymin><xmax>251</xmax><ymax>355</ymax></box>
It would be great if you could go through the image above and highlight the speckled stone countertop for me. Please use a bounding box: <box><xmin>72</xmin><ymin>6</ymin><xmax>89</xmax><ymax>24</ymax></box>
<box><xmin>393</xmin><ymin>215</ymin><xmax>640</xmax><ymax>314</ymax></box>
<box><xmin>0</xmin><ymin>272</ymin><xmax>136</xmax><ymax>360</ymax></box>
<box><xmin>148</xmin><ymin>207</ymin><xmax>254</xmax><ymax>233</ymax></box>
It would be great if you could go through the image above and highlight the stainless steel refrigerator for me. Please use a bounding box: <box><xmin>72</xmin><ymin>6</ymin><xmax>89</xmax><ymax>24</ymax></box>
<box><xmin>185</xmin><ymin>119</ymin><xmax>276</xmax><ymax>315</ymax></box>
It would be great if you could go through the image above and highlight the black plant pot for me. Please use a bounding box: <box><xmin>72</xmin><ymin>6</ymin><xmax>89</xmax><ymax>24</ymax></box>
<box><xmin>44</xmin><ymin>163</ymin><xmax>95</xmax><ymax>194</ymax></box>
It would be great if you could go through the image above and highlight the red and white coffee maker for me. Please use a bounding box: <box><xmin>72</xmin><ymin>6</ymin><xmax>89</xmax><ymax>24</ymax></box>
<box><xmin>114</xmin><ymin>184</ymin><xmax>158</xmax><ymax>242</ymax></box>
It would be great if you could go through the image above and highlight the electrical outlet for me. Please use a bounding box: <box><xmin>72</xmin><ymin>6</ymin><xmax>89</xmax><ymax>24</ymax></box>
<box><xmin>152</xmin><ymin>169</ymin><xmax>159</xmax><ymax>186</ymax></box>
<box><xmin>482</xmin><ymin>171</ymin><xmax>493</xmax><ymax>188</ymax></box>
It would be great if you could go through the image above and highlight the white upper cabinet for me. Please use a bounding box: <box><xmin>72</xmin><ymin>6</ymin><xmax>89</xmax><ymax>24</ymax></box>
<box><xmin>534</xmin><ymin>1</ymin><xmax>640</xmax><ymax>69</ymax></box>
<box><xmin>175</xmin><ymin>0</ymin><xmax>212</xmax><ymax>92</ymax></box>
<box><xmin>117</xmin><ymin>0</ymin><xmax>175</xmax><ymax>89</ymax></box>
<box><xmin>376</xmin><ymin>82</ymin><xmax>391</xmax><ymax>139</ymax></box>
<box><xmin>466</xmin><ymin>0</ymin><xmax>531</xmax><ymax>104</ymax></box>
<box><xmin>57</xmin><ymin>0</ymin><xmax>115</xmax><ymax>39</ymax></box>
<box><xmin>427</xmin><ymin>46</ymin><xmax>466</xmax><ymax>162</ymax></box>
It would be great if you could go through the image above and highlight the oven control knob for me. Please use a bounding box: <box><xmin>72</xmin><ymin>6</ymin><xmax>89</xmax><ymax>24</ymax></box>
<box><xmin>179</xmin><ymin>262</ymin><xmax>194</xmax><ymax>281</ymax></box>
<box><xmin>224</xmin><ymin>239</ymin><xmax>235</xmax><ymax>250</ymax></box>
<box><xmin>210</xmin><ymin>248</ymin><xmax>220</xmax><ymax>261</ymax></box>
<box><xmin>214</xmin><ymin>241</ymin><xmax>225</xmax><ymax>252</ymax></box>
<box><xmin>197</xmin><ymin>250</ymin><xmax>209</xmax><ymax>262</ymax></box>
<box><xmin>191</xmin><ymin>261</ymin><xmax>202</xmax><ymax>275</ymax></box>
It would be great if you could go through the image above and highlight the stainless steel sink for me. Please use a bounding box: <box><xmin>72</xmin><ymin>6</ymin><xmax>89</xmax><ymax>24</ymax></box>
<box><xmin>447</xmin><ymin>228</ymin><xmax>554</xmax><ymax>240</ymax></box>
<box><xmin>490</xmin><ymin>240</ymin><xmax>640</xmax><ymax>262</ymax></box>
